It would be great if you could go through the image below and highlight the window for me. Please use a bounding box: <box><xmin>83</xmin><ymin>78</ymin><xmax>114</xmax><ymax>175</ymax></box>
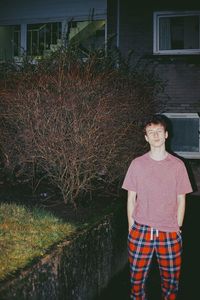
<box><xmin>153</xmin><ymin>11</ymin><xmax>200</xmax><ymax>55</ymax></box>
<box><xmin>164</xmin><ymin>113</ymin><xmax>200</xmax><ymax>159</ymax></box>
<box><xmin>0</xmin><ymin>25</ymin><xmax>20</xmax><ymax>61</ymax></box>
<box><xmin>27</xmin><ymin>22</ymin><xmax>62</xmax><ymax>57</ymax></box>
<box><xmin>0</xmin><ymin>19</ymin><xmax>106</xmax><ymax>62</ymax></box>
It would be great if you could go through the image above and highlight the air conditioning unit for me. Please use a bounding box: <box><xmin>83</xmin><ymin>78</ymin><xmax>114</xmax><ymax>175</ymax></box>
<box><xmin>164</xmin><ymin>113</ymin><xmax>200</xmax><ymax>159</ymax></box>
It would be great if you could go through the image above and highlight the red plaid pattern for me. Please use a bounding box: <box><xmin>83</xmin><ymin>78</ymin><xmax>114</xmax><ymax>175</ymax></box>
<box><xmin>128</xmin><ymin>222</ymin><xmax>182</xmax><ymax>300</ymax></box>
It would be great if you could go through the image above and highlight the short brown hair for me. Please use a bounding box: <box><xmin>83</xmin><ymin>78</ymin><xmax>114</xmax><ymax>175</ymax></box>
<box><xmin>143</xmin><ymin>114</ymin><xmax>168</xmax><ymax>134</ymax></box>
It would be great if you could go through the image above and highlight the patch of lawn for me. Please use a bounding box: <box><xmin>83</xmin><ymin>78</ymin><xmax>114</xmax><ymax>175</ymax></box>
<box><xmin>0</xmin><ymin>202</ymin><xmax>76</xmax><ymax>280</ymax></box>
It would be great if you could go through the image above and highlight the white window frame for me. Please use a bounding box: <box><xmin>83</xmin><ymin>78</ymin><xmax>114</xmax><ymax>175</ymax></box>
<box><xmin>164</xmin><ymin>113</ymin><xmax>200</xmax><ymax>159</ymax></box>
<box><xmin>153</xmin><ymin>11</ymin><xmax>200</xmax><ymax>55</ymax></box>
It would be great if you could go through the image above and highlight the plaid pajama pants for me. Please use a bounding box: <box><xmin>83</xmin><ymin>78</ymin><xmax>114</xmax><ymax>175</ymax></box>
<box><xmin>128</xmin><ymin>221</ymin><xmax>182</xmax><ymax>300</ymax></box>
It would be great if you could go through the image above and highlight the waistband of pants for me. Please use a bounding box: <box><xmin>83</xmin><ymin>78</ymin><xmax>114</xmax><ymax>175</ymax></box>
<box><xmin>134</xmin><ymin>221</ymin><xmax>159</xmax><ymax>240</ymax></box>
<box><xmin>134</xmin><ymin>221</ymin><xmax>151</xmax><ymax>229</ymax></box>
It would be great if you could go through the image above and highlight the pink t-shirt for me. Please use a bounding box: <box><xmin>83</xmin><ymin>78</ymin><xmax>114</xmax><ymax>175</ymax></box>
<box><xmin>122</xmin><ymin>152</ymin><xmax>193</xmax><ymax>232</ymax></box>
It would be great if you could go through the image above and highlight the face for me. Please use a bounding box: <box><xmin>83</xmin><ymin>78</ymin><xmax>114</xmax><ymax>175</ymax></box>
<box><xmin>145</xmin><ymin>123</ymin><xmax>168</xmax><ymax>148</ymax></box>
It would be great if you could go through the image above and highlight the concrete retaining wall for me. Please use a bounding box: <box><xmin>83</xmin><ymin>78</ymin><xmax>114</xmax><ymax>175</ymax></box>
<box><xmin>0</xmin><ymin>202</ymin><xmax>128</xmax><ymax>300</ymax></box>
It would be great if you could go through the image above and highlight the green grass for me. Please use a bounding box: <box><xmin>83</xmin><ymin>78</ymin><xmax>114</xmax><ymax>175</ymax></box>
<box><xmin>0</xmin><ymin>202</ymin><xmax>76</xmax><ymax>281</ymax></box>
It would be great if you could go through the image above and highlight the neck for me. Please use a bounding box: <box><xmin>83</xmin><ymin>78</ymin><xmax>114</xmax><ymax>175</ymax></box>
<box><xmin>149</xmin><ymin>147</ymin><xmax>168</xmax><ymax>161</ymax></box>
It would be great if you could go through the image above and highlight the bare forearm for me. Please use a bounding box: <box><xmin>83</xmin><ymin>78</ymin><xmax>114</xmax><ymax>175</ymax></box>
<box><xmin>177</xmin><ymin>194</ymin><xmax>186</xmax><ymax>227</ymax></box>
<box><xmin>127</xmin><ymin>191</ymin><xmax>136</xmax><ymax>231</ymax></box>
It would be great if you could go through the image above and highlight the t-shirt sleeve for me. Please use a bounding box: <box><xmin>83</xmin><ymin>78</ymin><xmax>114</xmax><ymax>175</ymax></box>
<box><xmin>122</xmin><ymin>160</ymin><xmax>137</xmax><ymax>192</ymax></box>
<box><xmin>177</xmin><ymin>162</ymin><xmax>193</xmax><ymax>195</ymax></box>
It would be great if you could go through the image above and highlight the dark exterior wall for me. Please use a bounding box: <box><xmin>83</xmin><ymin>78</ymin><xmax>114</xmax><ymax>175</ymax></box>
<box><xmin>155</xmin><ymin>61</ymin><xmax>200</xmax><ymax>113</ymax></box>
<box><xmin>108</xmin><ymin>0</ymin><xmax>200</xmax><ymax>113</ymax></box>
<box><xmin>119</xmin><ymin>4</ymin><xmax>153</xmax><ymax>59</ymax></box>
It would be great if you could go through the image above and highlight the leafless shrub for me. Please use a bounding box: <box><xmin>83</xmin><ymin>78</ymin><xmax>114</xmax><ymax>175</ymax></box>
<box><xmin>0</xmin><ymin>48</ymin><xmax>164</xmax><ymax>206</ymax></box>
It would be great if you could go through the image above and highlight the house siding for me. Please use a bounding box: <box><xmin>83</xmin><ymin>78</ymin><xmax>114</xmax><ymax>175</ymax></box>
<box><xmin>0</xmin><ymin>0</ymin><xmax>106</xmax><ymax>25</ymax></box>
<box><xmin>108</xmin><ymin>0</ymin><xmax>200</xmax><ymax>114</ymax></box>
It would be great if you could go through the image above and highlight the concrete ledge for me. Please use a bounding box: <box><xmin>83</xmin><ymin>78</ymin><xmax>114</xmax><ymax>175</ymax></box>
<box><xmin>0</xmin><ymin>202</ymin><xmax>128</xmax><ymax>300</ymax></box>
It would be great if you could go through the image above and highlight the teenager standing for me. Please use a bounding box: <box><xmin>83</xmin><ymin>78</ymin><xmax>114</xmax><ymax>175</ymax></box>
<box><xmin>122</xmin><ymin>115</ymin><xmax>192</xmax><ymax>300</ymax></box>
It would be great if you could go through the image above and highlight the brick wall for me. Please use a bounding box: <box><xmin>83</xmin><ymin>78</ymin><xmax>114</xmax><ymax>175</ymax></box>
<box><xmin>108</xmin><ymin>0</ymin><xmax>200</xmax><ymax>114</ymax></box>
<box><xmin>155</xmin><ymin>62</ymin><xmax>200</xmax><ymax>113</ymax></box>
